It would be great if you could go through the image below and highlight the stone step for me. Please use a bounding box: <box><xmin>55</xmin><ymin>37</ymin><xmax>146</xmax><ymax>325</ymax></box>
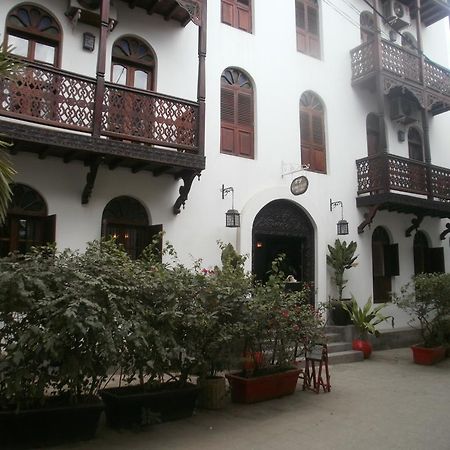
<box><xmin>325</xmin><ymin>332</ymin><xmax>342</xmax><ymax>343</ymax></box>
<box><xmin>328</xmin><ymin>349</ymin><xmax>364</xmax><ymax>365</ymax></box>
<box><xmin>327</xmin><ymin>341</ymin><xmax>353</xmax><ymax>353</ymax></box>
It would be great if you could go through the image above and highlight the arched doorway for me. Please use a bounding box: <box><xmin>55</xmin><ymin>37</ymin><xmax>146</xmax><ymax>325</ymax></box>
<box><xmin>252</xmin><ymin>199</ymin><xmax>315</xmax><ymax>288</ymax></box>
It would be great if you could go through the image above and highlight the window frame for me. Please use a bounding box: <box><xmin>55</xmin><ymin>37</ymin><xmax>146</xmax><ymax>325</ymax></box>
<box><xmin>295</xmin><ymin>0</ymin><xmax>321</xmax><ymax>59</ymax></box>
<box><xmin>221</xmin><ymin>0</ymin><xmax>252</xmax><ymax>33</ymax></box>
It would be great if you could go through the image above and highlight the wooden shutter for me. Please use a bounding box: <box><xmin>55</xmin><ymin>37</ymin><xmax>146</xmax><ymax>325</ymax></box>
<box><xmin>236</xmin><ymin>91</ymin><xmax>253</xmax><ymax>157</ymax></box>
<box><xmin>237</xmin><ymin>2</ymin><xmax>251</xmax><ymax>32</ymax></box>
<box><xmin>300</xmin><ymin>110</ymin><xmax>311</xmax><ymax>167</ymax></box>
<box><xmin>42</xmin><ymin>214</ymin><xmax>56</xmax><ymax>245</ymax></box>
<box><xmin>384</xmin><ymin>243</ymin><xmax>399</xmax><ymax>276</ymax></box>
<box><xmin>221</xmin><ymin>0</ymin><xmax>234</xmax><ymax>26</ymax></box>
<box><xmin>300</xmin><ymin>108</ymin><xmax>325</xmax><ymax>172</ymax></box>
<box><xmin>221</xmin><ymin>87</ymin><xmax>236</xmax><ymax>154</ymax></box>
<box><xmin>296</xmin><ymin>1</ymin><xmax>307</xmax><ymax>53</ymax></box>
<box><xmin>296</xmin><ymin>0</ymin><xmax>320</xmax><ymax>57</ymax></box>
<box><xmin>427</xmin><ymin>247</ymin><xmax>445</xmax><ymax>273</ymax></box>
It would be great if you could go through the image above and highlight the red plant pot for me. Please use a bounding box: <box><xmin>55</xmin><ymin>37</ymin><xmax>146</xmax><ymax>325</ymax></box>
<box><xmin>411</xmin><ymin>345</ymin><xmax>446</xmax><ymax>365</ymax></box>
<box><xmin>226</xmin><ymin>368</ymin><xmax>301</xmax><ymax>404</ymax></box>
<box><xmin>352</xmin><ymin>339</ymin><xmax>372</xmax><ymax>359</ymax></box>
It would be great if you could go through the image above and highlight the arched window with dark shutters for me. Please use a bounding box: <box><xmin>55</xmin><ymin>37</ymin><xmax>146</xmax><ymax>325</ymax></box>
<box><xmin>111</xmin><ymin>36</ymin><xmax>156</xmax><ymax>91</ymax></box>
<box><xmin>0</xmin><ymin>184</ymin><xmax>55</xmax><ymax>257</ymax></box>
<box><xmin>220</xmin><ymin>68</ymin><xmax>254</xmax><ymax>158</ymax></box>
<box><xmin>5</xmin><ymin>4</ymin><xmax>61</xmax><ymax>66</ymax></box>
<box><xmin>408</xmin><ymin>127</ymin><xmax>424</xmax><ymax>161</ymax></box>
<box><xmin>296</xmin><ymin>0</ymin><xmax>321</xmax><ymax>59</ymax></box>
<box><xmin>221</xmin><ymin>0</ymin><xmax>252</xmax><ymax>33</ymax></box>
<box><xmin>413</xmin><ymin>231</ymin><xmax>445</xmax><ymax>274</ymax></box>
<box><xmin>101</xmin><ymin>196</ymin><xmax>162</xmax><ymax>260</ymax></box>
<box><xmin>300</xmin><ymin>91</ymin><xmax>326</xmax><ymax>173</ymax></box>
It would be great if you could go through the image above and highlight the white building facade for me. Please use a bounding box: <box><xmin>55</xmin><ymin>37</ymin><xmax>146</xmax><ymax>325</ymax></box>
<box><xmin>1</xmin><ymin>0</ymin><xmax>449</xmax><ymax>328</ymax></box>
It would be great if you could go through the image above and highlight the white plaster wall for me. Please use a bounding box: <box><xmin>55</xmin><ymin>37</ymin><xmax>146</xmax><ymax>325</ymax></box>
<box><xmin>2</xmin><ymin>1</ymin><xmax>450</xmax><ymax>329</ymax></box>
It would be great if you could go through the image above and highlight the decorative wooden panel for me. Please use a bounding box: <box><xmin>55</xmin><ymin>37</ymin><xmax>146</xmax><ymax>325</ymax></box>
<box><xmin>221</xmin><ymin>0</ymin><xmax>251</xmax><ymax>32</ymax></box>
<box><xmin>296</xmin><ymin>0</ymin><xmax>321</xmax><ymax>58</ymax></box>
<box><xmin>356</xmin><ymin>153</ymin><xmax>450</xmax><ymax>201</ymax></box>
<box><xmin>0</xmin><ymin>63</ymin><xmax>95</xmax><ymax>131</ymax></box>
<box><xmin>424</xmin><ymin>60</ymin><xmax>450</xmax><ymax>96</ymax></box>
<box><xmin>350</xmin><ymin>41</ymin><xmax>375</xmax><ymax>80</ymax></box>
<box><xmin>380</xmin><ymin>41</ymin><xmax>420</xmax><ymax>83</ymax></box>
<box><xmin>102</xmin><ymin>84</ymin><xmax>198</xmax><ymax>152</ymax></box>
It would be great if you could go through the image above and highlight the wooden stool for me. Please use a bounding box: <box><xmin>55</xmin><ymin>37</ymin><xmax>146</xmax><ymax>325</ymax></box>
<box><xmin>302</xmin><ymin>343</ymin><xmax>331</xmax><ymax>394</ymax></box>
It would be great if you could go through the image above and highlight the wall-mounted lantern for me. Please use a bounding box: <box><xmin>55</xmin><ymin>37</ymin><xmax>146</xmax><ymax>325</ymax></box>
<box><xmin>221</xmin><ymin>184</ymin><xmax>240</xmax><ymax>228</ymax></box>
<box><xmin>330</xmin><ymin>198</ymin><xmax>349</xmax><ymax>235</ymax></box>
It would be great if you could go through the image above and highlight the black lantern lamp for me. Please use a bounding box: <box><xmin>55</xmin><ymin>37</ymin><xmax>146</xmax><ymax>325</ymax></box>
<box><xmin>221</xmin><ymin>184</ymin><xmax>240</xmax><ymax>228</ymax></box>
<box><xmin>330</xmin><ymin>199</ymin><xmax>349</xmax><ymax>235</ymax></box>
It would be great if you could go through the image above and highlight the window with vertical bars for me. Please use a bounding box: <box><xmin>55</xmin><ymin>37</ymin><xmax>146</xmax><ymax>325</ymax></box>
<box><xmin>220</xmin><ymin>68</ymin><xmax>254</xmax><ymax>158</ymax></box>
<box><xmin>300</xmin><ymin>91</ymin><xmax>326</xmax><ymax>173</ymax></box>
<box><xmin>296</xmin><ymin>0</ymin><xmax>321</xmax><ymax>59</ymax></box>
<box><xmin>221</xmin><ymin>0</ymin><xmax>252</xmax><ymax>33</ymax></box>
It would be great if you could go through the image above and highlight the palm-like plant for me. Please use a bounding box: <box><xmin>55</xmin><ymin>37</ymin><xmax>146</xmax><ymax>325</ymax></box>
<box><xmin>0</xmin><ymin>45</ymin><xmax>19</xmax><ymax>223</ymax></box>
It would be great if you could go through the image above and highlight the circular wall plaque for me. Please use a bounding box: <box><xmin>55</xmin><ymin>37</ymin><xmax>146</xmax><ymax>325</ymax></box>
<box><xmin>290</xmin><ymin>176</ymin><xmax>309</xmax><ymax>195</ymax></box>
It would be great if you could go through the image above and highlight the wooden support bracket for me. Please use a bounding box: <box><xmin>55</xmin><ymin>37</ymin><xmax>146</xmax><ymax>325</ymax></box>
<box><xmin>172</xmin><ymin>170</ymin><xmax>200</xmax><ymax>215</ymax></box>
<box><xmin>81</xmin><ymin>158</ymin><xmax>101</xmax><ymax>205</ymax></box>
<box><xmin>358</xmin><ymin>205</ymin><xmax>379</xmax><ymax>234</ymax></box>
<box><xmin>439</xmin><ymin>222</ymin><xmax>450</xmax><ymax>240</ymax></box>
<box><xmin>405</xmin><ymin>215</ymin><xmax>424</xmax><ymax>237</ymax></box>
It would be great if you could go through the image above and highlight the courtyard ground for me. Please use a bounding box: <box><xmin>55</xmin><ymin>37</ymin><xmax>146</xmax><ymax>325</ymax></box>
<box><xmin>57</xmin><ymin>348</ymin><xmax>450</xmax><ymax>450</ymax></box>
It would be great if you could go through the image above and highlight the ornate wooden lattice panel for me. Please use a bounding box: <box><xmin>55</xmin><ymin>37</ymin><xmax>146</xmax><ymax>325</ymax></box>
<box><xmin>0</xmin><ymin>64</ymin><xmax>95</xmax><ymax>131</ymax></box>
<box><xmin>102</xmin><ymin>84</ymin><xmax>199</xmax><ymax>152</ymax></box>
<box><xmin>424</xmin><ymin>60</ymin><xmax>450</xmax><ymax>96</ymax></box>
<box><xmin>380</xmin><ymin>41</ymin><xmax>420</xmax><ymax>84</ymax></box>
<box><xmin>357</xmin><ymin>153</ymin><xmax>450</xmax><ymax>201</ymax></box>
<box><xmin>350</xmin><ymin>41</ymin><xmax>375</xmax><ymax>81</ymax></box>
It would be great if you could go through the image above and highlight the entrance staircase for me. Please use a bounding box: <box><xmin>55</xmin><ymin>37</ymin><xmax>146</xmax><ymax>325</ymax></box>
<box><xmin>325</xmin><ymin>325</ymin><xmax>364</xmax><ymax>364</ymax></box>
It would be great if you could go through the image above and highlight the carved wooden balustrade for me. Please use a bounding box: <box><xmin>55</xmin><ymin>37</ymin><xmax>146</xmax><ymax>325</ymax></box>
<box><xmin>356</xmin><ymin>153</ymin><xmax>450</xmax><ymax>201</ymax></box>
<box><xmin>0</xmin><ymin>62</ymin><xmax>199</xmax><ymax>153</ymax></box>
<box><xmin>351</xmin><ymin>39</ymin><xmax>450</xmax><ymax>98</ymax></box>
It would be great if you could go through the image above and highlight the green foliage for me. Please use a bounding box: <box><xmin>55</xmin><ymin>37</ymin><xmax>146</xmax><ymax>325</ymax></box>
<box><xmin>341</xmin><ymin>296</ymin><xmax>394</xmax><ymax>339</ymax></box>
<box><xmin>394</xmin><ymin>273</ymin><xmax>450</xmax><ymax>347</ymax></box>
<box><xmin>326</xmin><ymin>239</ymin><xmax>358</xmax><ymax>301</ymax></box>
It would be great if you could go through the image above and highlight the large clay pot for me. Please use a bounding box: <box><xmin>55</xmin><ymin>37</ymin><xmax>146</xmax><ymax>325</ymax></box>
<box><xmin>197</xmin><ymin>376</ymin><xmax>227</xmax><ymax>410</ymax></box>
<box><xmin>352</xmin><ymin>339</ymin><xmax>372</xmax><ymax>359</ymax></box>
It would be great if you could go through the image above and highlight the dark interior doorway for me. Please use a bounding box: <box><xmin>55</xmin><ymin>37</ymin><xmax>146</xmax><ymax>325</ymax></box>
<box><xmin>252</xmin><ymin>199</ymin><xmax>314</xmax><ymax>291</ymax></box>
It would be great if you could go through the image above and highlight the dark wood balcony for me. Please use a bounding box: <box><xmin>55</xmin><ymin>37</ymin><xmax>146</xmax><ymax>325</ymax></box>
<box><xmin>0</xmin><ymin>61</ymin><xmax>204</xmax><ymax>211</ymax></box>
<box><xmin>350</xmin><ymin>39</ymin><xmax>450</xmax><ymax>115</ymax></box>
<box><xmin>404</xmin><ymin>0</ymin><xmax>450</xmax><ymax>27</ymax></box>
<box><xmin>356</xmin><ymin>153</ymin><xmax>450</xmax><ymax>227</ymax></box>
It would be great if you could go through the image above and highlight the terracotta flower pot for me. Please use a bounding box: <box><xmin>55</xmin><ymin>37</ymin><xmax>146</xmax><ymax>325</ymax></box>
<box><xmin>411</xmin><ymin>344</ymin><xmax>446</xmax><ymax>365</ymax></box>
<box><xmin>352</xmin><ymin>339</ymin><xmax>372</xmax><ymax>359</ymax></box>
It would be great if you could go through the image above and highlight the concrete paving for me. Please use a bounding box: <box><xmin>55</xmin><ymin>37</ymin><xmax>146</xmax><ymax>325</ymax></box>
<box><xmin>57</xmin><ymin>348</ymin><xmax>450</xmax><ymax>450</ymax></box>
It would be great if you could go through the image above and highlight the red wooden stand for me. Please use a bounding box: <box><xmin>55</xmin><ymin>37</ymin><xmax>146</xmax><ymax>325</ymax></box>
<box><xmin>302</xmin><ymin>344</ymin><xmax>331</xmax><ymax>394</ymax></box>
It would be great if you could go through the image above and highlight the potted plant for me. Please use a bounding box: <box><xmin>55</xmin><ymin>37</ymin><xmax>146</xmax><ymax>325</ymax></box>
<box><xmin>226</xmin><ymin>257</ymin><xmax>325</xmax><ymax>403</ymax></box>
<box><xmin>342</xmin><ymin>296</ymin><xmax>394</xmax><ymax>358</ymax></box>
<box><xmin>0</xmin><ymin>242</ymin><xmax>130</xmax><ymax>448</ymax></box>
<box><xmin>326</xmin><ymin>239</ymin><xmax>358</xmax><ymax>325</ymax></box>
<box><xmin>394</xmin><ymin>273</ymin><xmax>450</xmax><ymax>365</ymax></box>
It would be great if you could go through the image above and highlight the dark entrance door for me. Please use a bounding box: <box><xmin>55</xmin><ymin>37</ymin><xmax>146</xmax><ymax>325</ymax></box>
<box><xmin>252</xmin><ymin>200</ymin><xmax>315</xmax><ymax>297</ymax></box>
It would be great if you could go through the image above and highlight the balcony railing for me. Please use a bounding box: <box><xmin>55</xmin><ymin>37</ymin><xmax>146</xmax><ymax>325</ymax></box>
<box><xmin>0</xmin><ymin>62</ymin><xmax>199</xmax><ymax>154</ymax></box>
<box><xmin>356</xmin><ymin>153</ymin><xmax>450</xmax><ymax>202</ymax></box>
<box><xmin>351</xmin><ymin>39</ymin><xmax>450</xmax><ymax>97</ymax></box>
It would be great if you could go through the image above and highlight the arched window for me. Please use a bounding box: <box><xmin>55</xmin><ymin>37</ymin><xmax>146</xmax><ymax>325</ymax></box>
<box><xmin>366</xmin><ymin>113</ymin><xmax>380</xmax><ymax>156</ymax></box>
<box><xmin>101</xmin><ymin>196</ymin><xmax>162</xmax><ymax>259</ymax></box>
<box><xmin>0</xmin><ymin>184</ymin><xmax>55</xmax><ymax>256</ymax></box>
<box><xmin>220</xmin><ymin>68</ymin><xmax>254</xmax><ymax>158</ymax></box>
<box><xmin>371</xmin><ymin>226</ymin><xmax>399</xmax><ymax>303</ymax></box>
<box><xmin>111</xmin><ymin>37</ymin><xmax>156</xmax><ymax>90</ymax></box>
<box><xmin>402</xmin><ymin>32</ymin><xmax>418</xmax><ymax>52</ymax></box>
<box><xmin>221</xmin><ymin>0</ymin><xmax>252</xmax><ymax>33</ymax></box>
<box><xmin>296</xmin><ymin>0</ymin><xmax>321</xmax><ymax>58</ymax></box>
<box><xmin>360</xmin><ymin>11</ymin><xmax>375</xmax><ymax>43</ymax></box>
<box><xmin>300</xmin><ymin>91</ymin><xmax>326</xmax><ymax>173</ymax></box>
<box><xmin>408</xmin><ymin>127</ymin><xmax>423</xmax><ymax>161</ymax></box>
<box><xmin>5</xmin><ymin>4</ymin><xmax>61</xmax><ymax>66</ymax></box>
<box><xmin>413</xmin><ymin>231</ymin><xmax>445</xmax><ymax>274</ymax></box>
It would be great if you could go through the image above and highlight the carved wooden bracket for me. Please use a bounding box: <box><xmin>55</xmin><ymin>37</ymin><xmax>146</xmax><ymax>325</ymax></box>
<box><xmin>81</xmin><ymin>158</ymin><xmax>101</xmax><ymax>205</ymax></box>
<box><xmin>405</xmin><ymin>215</ymin><xmax>424</xmax><ymax>237</ymax></box>
<box><xmin>439</xmin><ymin>223</ymin><xmax>450</xmax><ymax>240</ymax></box>
<box><xmin>173</xmin><ymin>170</ymin><xmax>200</xmax><ymax>214</ymax></box>
<box><xmin>175</xmin><ymin>0</ymin><xmax>202</xmax><ymax>25</ymax></box>
<box><xmin>358</xmin><ymin>205</ymin><xmax>379</xmax><ymax>234</ymax></box>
